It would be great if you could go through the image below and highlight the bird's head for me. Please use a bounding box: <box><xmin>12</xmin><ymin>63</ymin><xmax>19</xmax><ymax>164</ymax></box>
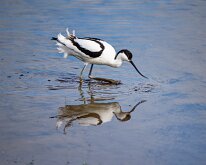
<box><xmin>113</xmin><ymin>112</ymin><xmax>131</xmax><ymax>122</ymax></box>
<box><xmin>116</xmin><ymin>49</ymin><xmax>148</xmax><ymax>79</ymax></box>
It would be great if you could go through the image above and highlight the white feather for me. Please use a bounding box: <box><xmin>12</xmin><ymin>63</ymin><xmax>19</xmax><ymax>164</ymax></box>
<box><xmin>66</xmin><ymin>28</ymin><xmax>70</xmax><ymax>36</ymax></box>
<box><xmin>72</xmin><ymin>30</ymin><xmax>75</xmax><ymax>36</ymax></box>
<box><xmin>64</xmin><ymin>53</ymin><xmax>68</xmax><ymax>58</ymax></box>
<box><xmin>74</xmin><ymin>39</ymin><xmax>102</xmax><ymax>52</ymax></box>
<box><xmin>56</xmin><ymin>42</ymin><xmax>62</xmax><ymax>46</ymax></box>
<box><xmin>56</xmin><ymin>32</ymin><xmax>102</xmax><ymax>58</ymax></box>
<box><xmin>57</xmin><ymin>47</ymin><xmax>63</xmax><ymax>53</ymax></box>
<box><xmin>58</xmin><ymin>33</ymin><xmax>65</xmax><ymax>41</ymax></box>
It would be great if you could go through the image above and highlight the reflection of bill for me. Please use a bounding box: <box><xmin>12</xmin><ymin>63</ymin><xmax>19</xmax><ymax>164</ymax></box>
<box><xmin>51</xmin><ymin>100</ymin><xmax>146</xmax><ymax>133</ymax></box>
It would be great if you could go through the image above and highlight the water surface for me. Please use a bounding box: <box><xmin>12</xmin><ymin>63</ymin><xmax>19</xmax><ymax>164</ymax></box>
<box><xmin>0</xmin><ymin>0</ymin><xmax>206</xmax><ymax>165</ymax></box>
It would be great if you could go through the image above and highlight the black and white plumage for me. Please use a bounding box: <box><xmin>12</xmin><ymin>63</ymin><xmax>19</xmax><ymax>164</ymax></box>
<box><xmin>51</xmin><ymin>28</ymin><xmax>147</xmax><ymax>79</ymax></box>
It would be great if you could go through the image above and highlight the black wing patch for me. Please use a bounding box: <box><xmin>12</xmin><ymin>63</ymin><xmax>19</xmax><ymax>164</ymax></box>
<box><xmin>70</xmin><ymin>38</ymin><xmax>105</xmax><ymax>58</ymax></box>
<box><xmin>80</xmin><ymin>37</ymin><xmax>103</xmax><ymax>41</ymax></box>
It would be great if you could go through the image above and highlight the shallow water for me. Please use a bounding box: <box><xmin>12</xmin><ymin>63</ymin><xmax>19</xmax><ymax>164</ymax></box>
<box><xmin>0</xmin><ymin>0</ymin><xmax>206</xmax><ymax>165</ymax></box>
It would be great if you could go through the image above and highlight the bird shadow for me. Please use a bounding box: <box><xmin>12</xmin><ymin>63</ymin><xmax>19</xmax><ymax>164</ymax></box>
<box><xmin>57</xmin><ymin>76</ymin><xmax>121</xmax><ymax>85</ymax></box>
<box><xmin>47</xmin><ymin>75</ymin><xmax>122</xmax><ymax>90</ymax></box>
<box><xmin>89</xmin><ymin>77</ymin><xmax>121</xmax><ymax>85</ymax></box>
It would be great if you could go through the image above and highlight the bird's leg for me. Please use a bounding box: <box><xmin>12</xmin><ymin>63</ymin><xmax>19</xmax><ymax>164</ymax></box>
<box><xmin>88</xmin><ymin>64</ymin><xmax>121</xmax><ymax>85</ymax></box>
<box><xmin>88</xmin><ymin>64</ymin><xmax>94</xmax><ymax>79</ymax></box>
<box><xmin>88</xmin><ymin>81</ymin><xmax>95</xmax><ymax>103</ymax></box>
<box><xmin>79</xmin><ymin>63</ymin><xmax>88</xmax><ymax>81</ymax></box>
<box><xmin>78</xmin><ymin>81</ymin><xmax>86</xmax><ymax>104</ymax></box>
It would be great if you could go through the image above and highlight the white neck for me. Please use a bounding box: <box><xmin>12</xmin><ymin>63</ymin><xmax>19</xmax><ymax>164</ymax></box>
<box><xmin>109</xmin><ymin>53</ymin><xmax>124</xmax><ymax>68</ymax></box>
<box><xmin>109</xmin><ymin>58</ymin><xmax>122</xmax><ymax>68</ymax></box>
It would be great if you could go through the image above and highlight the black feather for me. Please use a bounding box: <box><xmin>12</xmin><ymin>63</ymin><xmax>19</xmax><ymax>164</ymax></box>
<box><xmin>51</xmin><ymin>37</ymin><xmax>66</xmax><ymax>46</ymax></box>
<box><xmin>70</xmin><ymin>38</ymin><xmax>105</xmax><ymax>58</ymax></box>
<box><xmin>51</xmin><ymin>37</ymin><xmax>58</xmax><ymax>40</ymax></box>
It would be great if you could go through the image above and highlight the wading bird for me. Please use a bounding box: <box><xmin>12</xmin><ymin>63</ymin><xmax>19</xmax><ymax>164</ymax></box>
<box><xmin>52</xmin><ymin>29</ymin><xmax>148</xmax><ymax>81</ymax></box>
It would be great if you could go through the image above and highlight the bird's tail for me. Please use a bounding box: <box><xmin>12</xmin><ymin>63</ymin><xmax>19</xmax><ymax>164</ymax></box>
<box><xmin>51</xmin><ymin>28</ymin><xmax>76</xmax><ymax>58</ymax></box>
<box><xmin>51</xmin><ymin>37</ymin><xmax>58</xmax><ymax>41</ymax></box>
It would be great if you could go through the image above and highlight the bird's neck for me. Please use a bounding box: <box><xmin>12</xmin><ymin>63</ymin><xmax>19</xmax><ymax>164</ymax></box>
<box><xmin>110</xmin><ymin>58</ymin><xmax>122</xmax><ymax>68</ymax></box>
<box><xmin>106</xmin><ymin>52</ymin><xmax>123</xmax><ymax>68</ymax></box>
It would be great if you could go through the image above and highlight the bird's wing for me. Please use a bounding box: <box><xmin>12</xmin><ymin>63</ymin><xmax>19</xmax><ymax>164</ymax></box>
<box><xmin>71</xmin><ymin>38</ymin><xmax>105</xmax><ymax>58</ymax></box>
<box><xmin>74</xmin><ymin>38</ymin><xmax>103</xmax><ymax>51</ymax></box>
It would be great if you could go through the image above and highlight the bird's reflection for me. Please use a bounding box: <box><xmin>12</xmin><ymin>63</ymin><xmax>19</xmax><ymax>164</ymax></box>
<box><xmin>51</xmin><ymin>82</ymin><xmax>146</xmax><ymax>133</ymax></box>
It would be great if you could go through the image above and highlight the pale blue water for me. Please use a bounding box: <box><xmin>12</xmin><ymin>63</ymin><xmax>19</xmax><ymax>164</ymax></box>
<box><xmin>0</xmin><ymin>0</ymin><xmax>206</xmax><ymax>165</ymax></box>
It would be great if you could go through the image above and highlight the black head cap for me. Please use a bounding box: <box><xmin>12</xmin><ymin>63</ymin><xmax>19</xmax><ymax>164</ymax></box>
<box><xmin>120</xmin><ymin>49</ymin><xmax>133</xmax><ymax>60</ymax></box>
<box><xmin>116</xmin><ymin>49</ymin><xmax>133</xmax><ymax>60</ymax></box>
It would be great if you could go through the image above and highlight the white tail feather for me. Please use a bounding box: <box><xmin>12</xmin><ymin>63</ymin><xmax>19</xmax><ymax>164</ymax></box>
<box><xmin>57</xmin><ymin>47</ymin><xmax>69</xmax><ymax>58</ymax></box>
<box><xmin>56</xmin><ymin>42</ymin><xmax>62</xmax><ymax>46</ymax></box>
<box><xmin>58</xmin><ymin>33</ymin><xmax>65</xmax><ymax>41</ymax></box>
<box><xmin>54</xmin><ymin>29</ymin><xmax>77</xmax><ymax>59</ymax></box>
<box><xmin>66</xmin><ymin>28</ymin><xmax>70</xmax><ymax>36</ymax></box>
<box><xmin>64</xmin><ymin>53</ymin><xmax>68</xmax><ymax>58</ymax></box>
<box><xmin>57</xmin><ymin>47</ymin><xmax>63</xmax><ymax>53</ymax></box>
<box><xmin>72</xmin><ymin>30</ymin><xmax>75</xmax><ymax>36</ymax></box>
